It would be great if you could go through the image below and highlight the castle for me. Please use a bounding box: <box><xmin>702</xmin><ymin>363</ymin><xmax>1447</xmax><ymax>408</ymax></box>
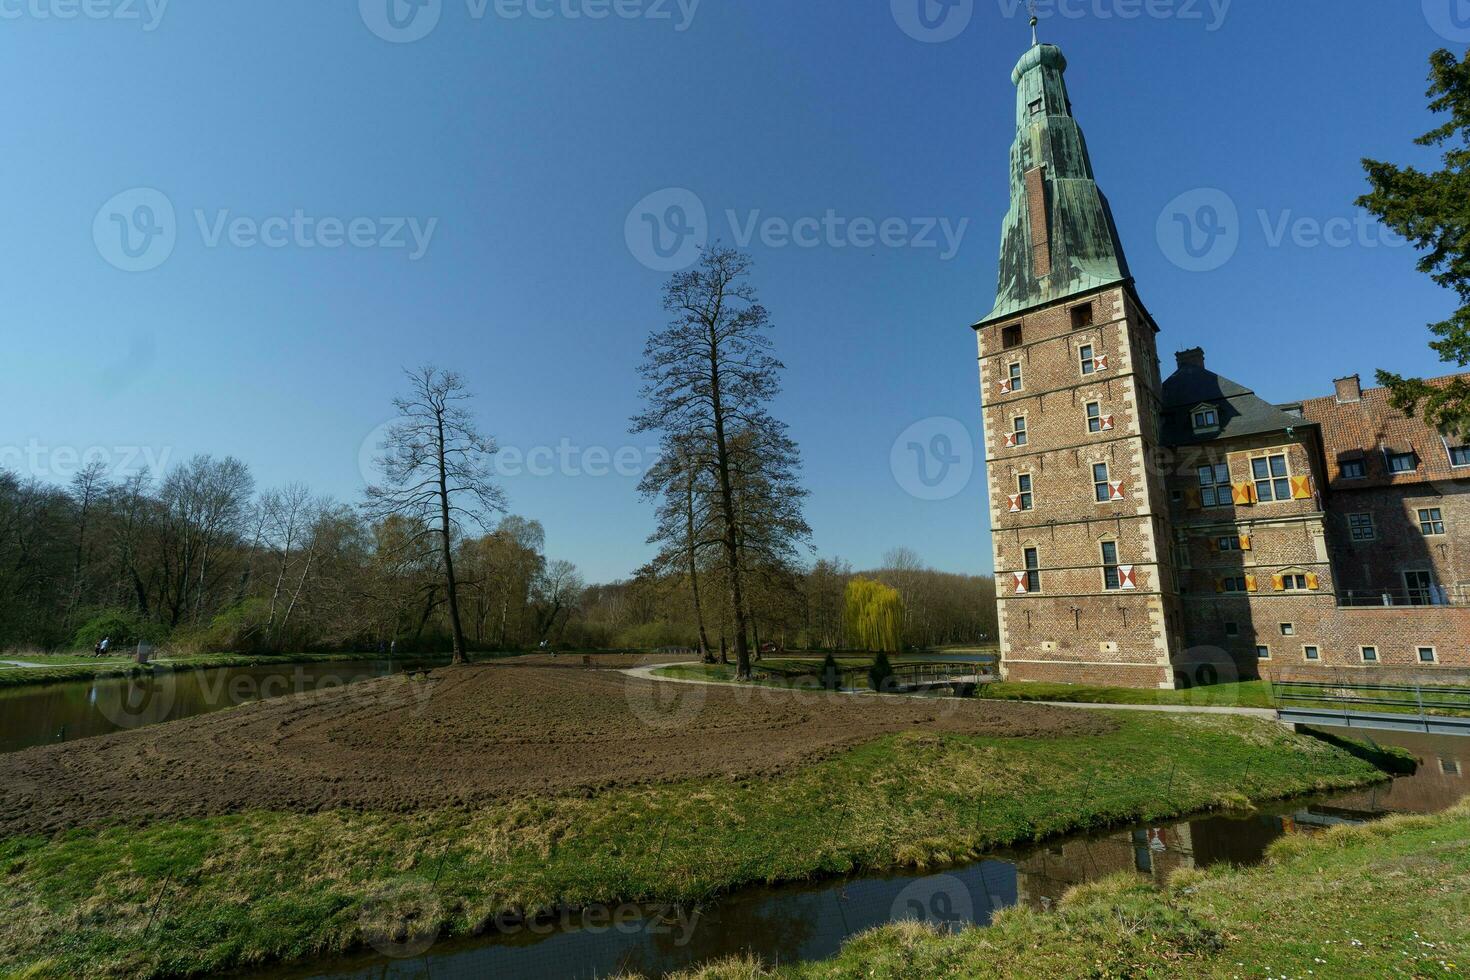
<box><xmin>975</xmin><ymin>40</ymin><xmax>1470</xmax><ymax>689</ymax></box>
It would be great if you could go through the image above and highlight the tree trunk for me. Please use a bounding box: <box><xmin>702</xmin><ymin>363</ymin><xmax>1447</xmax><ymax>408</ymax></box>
<box><xmin>437</xmin><ymin>413</ymin><xmax>470</xmax><ymax>665</ymax></box>
<box><xmin>684</xmin><ymin>471</ymin><xmax>713</xmax><ymax>661</ymax></box>
<box><xmin>706</xmin><ymin>320</ymin><xmax>752</xmax><ymax>680</ymax></box>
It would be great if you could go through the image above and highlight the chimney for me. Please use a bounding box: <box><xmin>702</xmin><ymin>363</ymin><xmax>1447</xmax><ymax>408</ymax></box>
<box><xmin>1175</xmin><ymin>348</ymin><xmax>1206</xmax><ymax>370</ymax></box>
<box><xmin>1334</xmin><ymin>375</ymin><xmax>1362</xmax><ymax>404</ymax></box>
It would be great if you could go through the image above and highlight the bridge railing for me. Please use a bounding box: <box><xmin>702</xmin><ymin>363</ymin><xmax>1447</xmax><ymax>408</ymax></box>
<box><xmin>1269</xmin><ymin>678</ymin><xmax>1470</xmax><ymax>731</ymax></box>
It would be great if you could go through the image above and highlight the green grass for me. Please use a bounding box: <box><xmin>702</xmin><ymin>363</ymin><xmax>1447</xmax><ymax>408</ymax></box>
<box><xmin>0</xmin><ymin>713</ymin><xmax>1393</xmax><ymax>979</ymax></box>
<box><xmin>973</xmin><ymin>679</ymin><xmax>1277</xmax><ymax>709</ymax></box>
<box><xmin>667</xmin><ymin>799</ymin><xmax>1470</xmax><ymax>979</ymax></box>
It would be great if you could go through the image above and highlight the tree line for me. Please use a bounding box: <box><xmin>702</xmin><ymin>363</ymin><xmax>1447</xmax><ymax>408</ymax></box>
<box><xmin>0</xmin><ymin>248</ymin><xmax>995</xmax><ymax>658</ymax></box>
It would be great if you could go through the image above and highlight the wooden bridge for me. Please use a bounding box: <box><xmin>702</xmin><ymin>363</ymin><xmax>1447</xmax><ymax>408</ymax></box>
<box><xmin>827</xmin><ymin>660</ymin><xmax>995</xmax><ymax>696</ymax></box>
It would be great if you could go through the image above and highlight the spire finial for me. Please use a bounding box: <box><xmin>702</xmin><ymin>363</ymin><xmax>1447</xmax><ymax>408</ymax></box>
<box><xmin>1028</xmin><ymin>0</ymin><xmax>1039</xmax><ymax>45</ymax></box>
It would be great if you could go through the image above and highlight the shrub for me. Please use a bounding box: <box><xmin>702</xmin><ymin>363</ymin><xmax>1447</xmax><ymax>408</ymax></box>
<box><xmin>869</xmin><ymin>651</ymin><xmax>897</xmax><ymax>693</ymax></box>
<box><xmin>821</xmin><ymin>652</ymin><xmax>841</xmax><ymax>691</ymax></box>
<box><xmin>71</xmin><ymin>609</ymin><xmax>168</xmax><ymax>652</ymax></box>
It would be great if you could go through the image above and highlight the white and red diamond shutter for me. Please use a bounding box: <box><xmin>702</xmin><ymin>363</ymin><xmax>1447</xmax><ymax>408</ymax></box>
<box><xmin>998</xmin><ymin>379</ymin><xmax>1012</xmax><ymax>395</ymax></box>
<box><xmin>1118</xmin><ymin>565</ymin><xmax>1138</xmax><ymax>590</ymax></box>
<box><xmin>1094</xmin><ymin>354</ymin><xmax>1109</xmax><ymax>372</ymax></box>
<box><xmin>1108</xmin><ymin>480</ymin><xmax>1126</xmax><ymax>501</ymax></box>
<box><xmin>1004</xmin><ymin>433</ymin><xmax>1018</xmax><ymax>449</ymax></box>
<box><xmin>1012</xmin><ymin>571</ymin><xmax>1029</xmax><ymax>595</ymax></box>
<box><xmin>1008</xmin><ymin>494</ymin><xmax>1023</xmax><ymax>513</ymax></box>
<box><xmin>1100</xmin><ymin>415</ymin><xmax>1116</xmax><ymax>431</ymax></box>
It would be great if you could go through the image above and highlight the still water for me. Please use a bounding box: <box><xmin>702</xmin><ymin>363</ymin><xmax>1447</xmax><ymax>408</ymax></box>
<box><xmin>0</xmin><ymin>660</ymin><xmax>425</xmax><ymax>753</ymax></box>
<box><xmin>269</xmin><ymin>727</ymin><xmax>1468</xmax><ymax>980</ymax></box>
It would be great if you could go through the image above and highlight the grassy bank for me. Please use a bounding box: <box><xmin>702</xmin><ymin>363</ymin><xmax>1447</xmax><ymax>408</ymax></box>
<box><xmin>0</xmin><ymin>714</ymin><xmax>1393</xmax><ymax>979</ymax></box>
<box><xmin>668</xmin><ymin>798</ymin><xmax>1470</xmax><ymax>979</ymax></box>
<box><xmin>0</xmin><ymin>652</ymin><xmax>449</xmax><ymax>690</ymax></box>
<box><xmin>973</xmin><ymin>679</ymin><xmax>1276</xmax><ymax>709</ymax></box>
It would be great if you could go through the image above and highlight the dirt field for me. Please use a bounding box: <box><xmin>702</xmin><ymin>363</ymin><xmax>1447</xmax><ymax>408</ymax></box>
<box><xmin>0</xmin><ymin>662</ymin><xmax>1110</xmax><ymax>836</ymax></box>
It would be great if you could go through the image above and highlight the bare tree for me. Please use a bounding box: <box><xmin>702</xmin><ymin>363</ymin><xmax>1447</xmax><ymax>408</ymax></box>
<box><xmin>532</xmin><ymin>559</ymin><xmax>584</xmax><ymax>645</ymax></box>
<box><xmin>638</xmin><ymin>434</ymin><xmax>716</xmax><ymax>660</ymax></box>
<box><xmin>633</xmin><ymin>247</ymin><xmax>808</xmax><ymax>680</ymax></box>
<box><xmin>364</xmin><ymin>367</ymin><xmax>505</xmax><ymax>665</ymax></box>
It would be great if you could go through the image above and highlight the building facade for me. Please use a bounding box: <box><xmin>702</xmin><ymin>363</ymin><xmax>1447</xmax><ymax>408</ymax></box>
<box><xmin>975</xmin><ymin>41</ymin><xmax>1470</xmax><ymax>688</ymax></box>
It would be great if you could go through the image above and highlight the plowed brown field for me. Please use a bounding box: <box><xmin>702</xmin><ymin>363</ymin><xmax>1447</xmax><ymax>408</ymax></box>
<box><xmin>0</xmin><ymin>662</ymin><xmax>1109</xmax><ymax>836</ymax></box>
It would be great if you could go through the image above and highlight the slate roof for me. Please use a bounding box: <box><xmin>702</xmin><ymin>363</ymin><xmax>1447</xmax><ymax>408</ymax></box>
<box><xmin>1160</xmin><ymin>362</ymin><xmax>1310</xmax><ymax>447</ymax></box>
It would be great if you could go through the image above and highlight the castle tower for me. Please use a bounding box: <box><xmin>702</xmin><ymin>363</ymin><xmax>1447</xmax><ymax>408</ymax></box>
<box><xmin>974</xmin><ymin>39</ymin><xmax>1183</xmax><ymax>689</ymax></box>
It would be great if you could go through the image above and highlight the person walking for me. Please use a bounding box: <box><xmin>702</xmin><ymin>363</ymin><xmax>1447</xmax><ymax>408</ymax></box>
<box><xmin>98</xmin><ymin>635</ymin><xmax>111</xmax><ymax>657</ymax></box>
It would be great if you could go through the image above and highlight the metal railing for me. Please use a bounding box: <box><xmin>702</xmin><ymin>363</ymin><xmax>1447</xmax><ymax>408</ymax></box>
<box><xmin>1336</xmin><ymin>588</ymin><xmax>1470</xmax><ymax>609</ymax></box>
<box><xmin>1270</xmin><ymin>678</ymin><xmax>1470</xmax><ymax>735</ymax></box>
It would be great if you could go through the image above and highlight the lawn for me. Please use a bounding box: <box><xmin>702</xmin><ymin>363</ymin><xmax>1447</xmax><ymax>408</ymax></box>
<box><xmin>663</xmin><ymin>798</ymin><xmax>1470</xmax><ymax>979</ymax></box>
<box><xmin>0</xmin><ymin>712</ymin><xmax>1396</xmax><ymax>979</ymax></box>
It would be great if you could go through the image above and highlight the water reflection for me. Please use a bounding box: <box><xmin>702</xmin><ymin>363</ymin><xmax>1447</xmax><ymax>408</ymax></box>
<box><xmin>289</xmin><ymin>727</ymin><xmax>1467</xmax><ymax>980</ymax></box>
<box><xmin>0</xmin><ymin>661</ymin><xmax>415</xmax><ymax>753</ymax></box>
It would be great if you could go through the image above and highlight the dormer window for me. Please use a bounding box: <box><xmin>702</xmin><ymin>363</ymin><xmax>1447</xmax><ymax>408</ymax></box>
<box><xmin>1070</xmin><ymin>303</ymin><xmax>1094</xmax><ymax>329</ymax></box>
<box><xmin>1340</xmin><ymin>457</ymin><xmax>1367</xmax><ymax>480</ymax></box>
<box><xmin>1387</xmin><ymin>451</ymin><xmax>1418</xmax><ymax>474</ymax></box>
<box><xmin>1028</xmin><ymin>98</ymin><xmax>1044</xmax><ymax>116</ymax></box>
<box><xmin>1002</xmin><ymin>324</ymin><xmax>1023</xmax><ymax>349</ymax></box>
<box><xmin>1191</xmin><ymin>404</ymin><xmax>1220</xmax><ymax>433</ymax></box>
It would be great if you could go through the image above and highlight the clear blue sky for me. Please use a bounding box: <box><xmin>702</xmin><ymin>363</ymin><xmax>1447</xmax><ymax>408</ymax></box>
<box><xmin>2</xmin><ymin>1</ymin><xmax>1463</xmax><ymax>583</ymax></box>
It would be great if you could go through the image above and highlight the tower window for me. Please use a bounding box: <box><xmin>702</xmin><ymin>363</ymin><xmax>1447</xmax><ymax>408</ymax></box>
<box><xmin>1100</xmin><ymin>541</ymin><xmax>1121</xmax><ymax>591</ymax></box>
<box><xmin>1304</xmin><ymin>645</ymin><xmax>1321</xmax><ymax>662</ymax></box>
<box><xmin>1070</xmin><ymin>303</ymin><xmax>1094</xmax><ymax>329</ymax></box>
<box><xmin>1024</xmin><ymin>547</ymin><xmax>1042</xmax><ymax>592</ymax></box>
<box><xmin>1093</xmin><ymin>462</ymin><xmax>1111</xmax><ymax>503</ymax></box>
<box><xmin>1361</xmin><ymin>646</ymin><xmax>1379</xmax><ymax>663</ymax></box>
<box><xmin>1012</xmin><ymin>416</ymin><xmax>1028</xmax><ymax>447</ymax></box>
<box><xmin>1348</xmin><ymin>513</ymin><xmax>1376</xmax><ymax>541</ymax></box>
<box><xmin>1009</xmin><ymin>362</ymin><xmax>1024</xmax><ymax>392</ymax></box>
<box><xmin>1002</xmin><ymin>324</ymin><xmax>1023</xmax><ymax>349</ymax></box>
<box><xmin>1016</xmin><ymin>473</ymin><xmax>1034</xmax><ymax>511</ymax></box>
<box><xmin>1079</xmin><ymin>344</ymin><xmax>1097</xmax><ymax>376</ymax></box>
<box><xmin>1086</xmin><ymin>402</ymin><xmax>1103</xmax><ymax>433</ymax></box>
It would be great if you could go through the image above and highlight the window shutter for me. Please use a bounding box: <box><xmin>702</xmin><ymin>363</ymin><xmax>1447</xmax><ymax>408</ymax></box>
<box><xmin>1100</xmin><ymin>414</ymin><xmax>1116</xmax><ymax>432</ymax></box>
<box><xmin>1118</xmin><ymin>566</ymin><xmax>1137</xmax><ymax>590</ymax></box>
<box><xmin>1291</xmin><ymin>476</ymin><xmax>1313</xmax><ymax>500</ymax></box>
<box><xmin>1239</xmin><ymin>534</ymin><xmax>1253</xmax><ymax>551</ymax></box>
<box><xmin>1232</xmin><ymin>482</ymin><xmax>1256</xmax><ymax>506</ymax></box>
<box><xmin>1214</xmin><ymin>577</ymin><xmax>1225</xmax><ymax>593</ymax></box>
<box><xmin>1108</xmin><ymin>480</ymin><xmax>1125</xmax><ymax>501</ymax></box>
<box><xmin>1004</xmin><ymin>433</ymin><xmax>1018</xmax><ymax>449</ymax></box>
<box><xmin>1271</xmin><ymin>574</ymin><xmax>1285</xmax><ymax>591</ymax></box>
<box><xmin>1012</xmin><ymin>571</ymin><xmax>1029</xmax><ymax>595</ymax></box>
<box><xmin>1306</xmin><ymin>572</ymin><xmax>1321</xmax><ymax>591</ymax></box>
<box><xmin>1206</xmin><ymin>537</ymin><xmax>1220</xmax><ymax>555</ymax></box>
<box><xmin>998</xmin><ymin>379</ymin><xmax>1012</xmax><ymax>395</ymax></box>
<box><xmin>1246</xmin><ymin>574</ymin><xmax>1259</xmax><ymax>593</ymax></box>
<box><xmin>1183</xmin><ymin>488</ymin><xmax>1202</xmax><ymax>510</ymax></box>
<box><xmin>1094</xmin><ymin>353</ymin><xmax>1109</xmax><ymax>372</ymax></box>
<box><xmin>1008</xmin><ymin>494</ymin><xmax>1023</xmax><ymax>514</ymax></box>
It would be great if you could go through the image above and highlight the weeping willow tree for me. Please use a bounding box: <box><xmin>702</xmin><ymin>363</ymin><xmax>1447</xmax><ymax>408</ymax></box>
<box><xmin>843</xmin><ymin>577</ymin><xmax>903</xmax><ymax>653</ymax></box>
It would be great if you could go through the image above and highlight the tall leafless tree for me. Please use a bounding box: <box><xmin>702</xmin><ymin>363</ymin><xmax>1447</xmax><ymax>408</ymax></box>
<box><xmin>364</xmin><ymin>367</ymin><xmax>505</xmax><ymax>665</ymax></box>
<box><xmin>633</xmin><ymin>247</ymin><xmax>808</xmax><ymax>680</ymax></box>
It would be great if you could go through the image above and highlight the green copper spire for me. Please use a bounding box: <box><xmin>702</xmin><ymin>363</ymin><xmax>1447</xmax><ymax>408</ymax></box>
<box><xmin>977</xmin><ymin>42</ymin><xmax>1131</xmax><ymax>326</ymax></box>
